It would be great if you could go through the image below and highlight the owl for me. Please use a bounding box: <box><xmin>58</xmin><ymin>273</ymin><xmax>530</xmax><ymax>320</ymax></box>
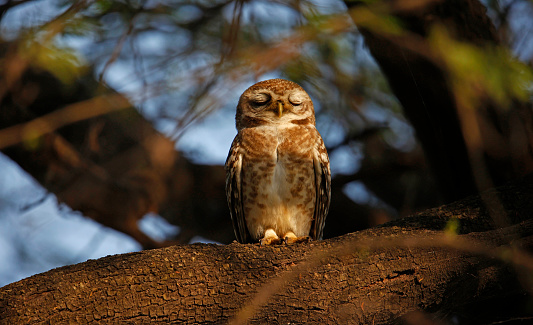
<box><xmin>225</xmin><ymin>79</ymin><xmax>331</xmax><ymax>245</ymax></box>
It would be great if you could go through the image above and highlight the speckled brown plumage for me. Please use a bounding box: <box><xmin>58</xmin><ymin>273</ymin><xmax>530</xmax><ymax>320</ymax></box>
<box><xmin>225</xmin><ymin>79</ymin><xmax>331</xmax><ymax>244</ymax></box>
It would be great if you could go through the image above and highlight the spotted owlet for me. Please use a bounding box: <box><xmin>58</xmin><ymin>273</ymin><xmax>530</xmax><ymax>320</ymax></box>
<box><xmin>225</xmin><ymin>79</ymin><xmax>331</xmax><ymax>245</ymax></box>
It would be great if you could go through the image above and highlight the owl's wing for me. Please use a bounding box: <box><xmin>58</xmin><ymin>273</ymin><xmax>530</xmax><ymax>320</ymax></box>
<box><xmin>225</xmin><ymin>136</ymin><xmax>251</xmax><ymax>243</ymax></box>
<box><xmin>311</xmin><ymin>136</ymin><xmax>331</xmax><ymax>240</ymax></box>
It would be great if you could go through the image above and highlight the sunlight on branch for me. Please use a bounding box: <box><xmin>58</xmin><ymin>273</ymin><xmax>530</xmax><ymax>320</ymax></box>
<box><xmin>0</xmin><ymin>93</ymin><xmax>131</xmax><ymax>149</ymax></box>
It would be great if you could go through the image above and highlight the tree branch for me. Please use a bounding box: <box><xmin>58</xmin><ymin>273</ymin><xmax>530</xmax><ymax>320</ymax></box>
<box><xmin>1</xmin><ymin>175</ymin><xmax>532</xmax><ymax>324</ymax></box>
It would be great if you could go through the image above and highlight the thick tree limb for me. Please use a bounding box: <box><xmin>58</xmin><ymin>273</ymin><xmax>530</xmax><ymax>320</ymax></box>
<box><xmin>1</xmin><ymin>175</ymin><xmax>532</xmax><ymax>324</ymax></box>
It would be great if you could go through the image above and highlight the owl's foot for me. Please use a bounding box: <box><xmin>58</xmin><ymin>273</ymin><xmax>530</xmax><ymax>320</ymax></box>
<box><xmin>283</xmin><ymin>232</ymin><xmax>311</xmax><ymax>244</ymax></box>
<box><xmin>260</xmin><ymin>237</ymin><xmax>283</xmax><ymax>245</ymax></box>
<box><xmin>259</xmin><ymin>229</ymin><xmax>283</xmax><ymax>245</ymax></box>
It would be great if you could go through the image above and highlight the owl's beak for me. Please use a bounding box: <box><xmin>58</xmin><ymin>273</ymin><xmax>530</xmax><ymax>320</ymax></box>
<box><xmin>276</xmin><ymin>101</ymin><xmax>283</xmax><ymax>118</ymax></box>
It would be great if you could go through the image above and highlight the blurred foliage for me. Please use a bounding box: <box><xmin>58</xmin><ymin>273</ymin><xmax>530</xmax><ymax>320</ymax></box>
<box><xmin>17</xmin><ymin>40</ymin><xmax>86</xmax><ymax>85</ymax></box>
<box><xmin>430</xmin><ymin>24</ymin><xmax>533</xmax><ymax>110</ymax></box>
<box><xmin>444</xmin><ymin>217</ymin><xmax>460</xmax><ymax>237</ymax></box>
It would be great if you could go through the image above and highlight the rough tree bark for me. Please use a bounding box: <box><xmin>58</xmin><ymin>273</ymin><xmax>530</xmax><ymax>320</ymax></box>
<box><xmin>1</xmin><ymin>174</ymin><xmax>532</xmax><ymax>324</ymax></box>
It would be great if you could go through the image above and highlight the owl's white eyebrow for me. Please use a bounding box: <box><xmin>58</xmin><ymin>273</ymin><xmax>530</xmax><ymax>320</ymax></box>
<box><xmin>251</xmin><ymin>93</ymin><xmax>270</xmax><ymax>100</ymax></box>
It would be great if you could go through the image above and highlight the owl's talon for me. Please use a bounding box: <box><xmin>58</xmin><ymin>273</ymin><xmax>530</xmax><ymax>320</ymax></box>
<box><xmin>259</xmin><ymin>228</ymin><xmax>282</xmax><ymax>245</ymax></box>
<box><xmin>284</xmin><ymin>236</ymin><xmax>311</xmax><ymax>244</ymax></box>
<box><xmin>281</xmin><ymin>231</ymin><xmax>309</xmax><ymax>244</ymax></box>
<box><xmin>260</xmin><ymin>237</ymin><xmax>283</xmax><ymax>246</ymax></box>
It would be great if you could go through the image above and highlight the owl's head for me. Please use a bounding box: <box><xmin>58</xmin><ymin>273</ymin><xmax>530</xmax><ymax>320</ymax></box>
<box><xmin>235</xmin><ymin>79</ymin><xmax>316</xmax><ymax>130</ymax></box>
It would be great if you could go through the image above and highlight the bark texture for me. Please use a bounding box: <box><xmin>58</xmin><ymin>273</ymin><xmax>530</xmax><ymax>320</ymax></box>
<box><xmin>1</xmin><ymin>175</ymin><xmax>532</xmax><ymax>324</ymax></box>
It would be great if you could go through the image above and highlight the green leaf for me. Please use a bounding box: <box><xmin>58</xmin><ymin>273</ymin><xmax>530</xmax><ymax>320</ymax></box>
<box><xmin>429</xmin><ymin>25</ymin><xmax>533</xmax><ymax>109</ymax></box>
<box><xmin>19</xmin><ymin>40</ymin><xmax>87</xmax><ymax>85</ymax></box>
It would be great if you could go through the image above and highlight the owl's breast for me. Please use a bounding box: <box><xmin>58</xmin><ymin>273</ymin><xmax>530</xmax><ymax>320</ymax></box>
<box><xmin>238</xmin><ymin>125</ymin><xmax>317</xmax><ymax>239</ymax></box>
<box><xmin>239</xmin><ymin>125</ymin><xmax>315</xmax><ymax>160</ymax></box>
<box><xmin>238</xmin><ymin>126</ymin><xmax>279</xmax><ymax>160</ymax></box>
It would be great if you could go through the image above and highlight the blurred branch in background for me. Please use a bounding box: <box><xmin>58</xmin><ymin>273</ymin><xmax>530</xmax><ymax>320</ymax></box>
<box><xmin>345</xmin><ymin>0</ymin><xmax>533</xmax><ymax>241</ymax></box>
